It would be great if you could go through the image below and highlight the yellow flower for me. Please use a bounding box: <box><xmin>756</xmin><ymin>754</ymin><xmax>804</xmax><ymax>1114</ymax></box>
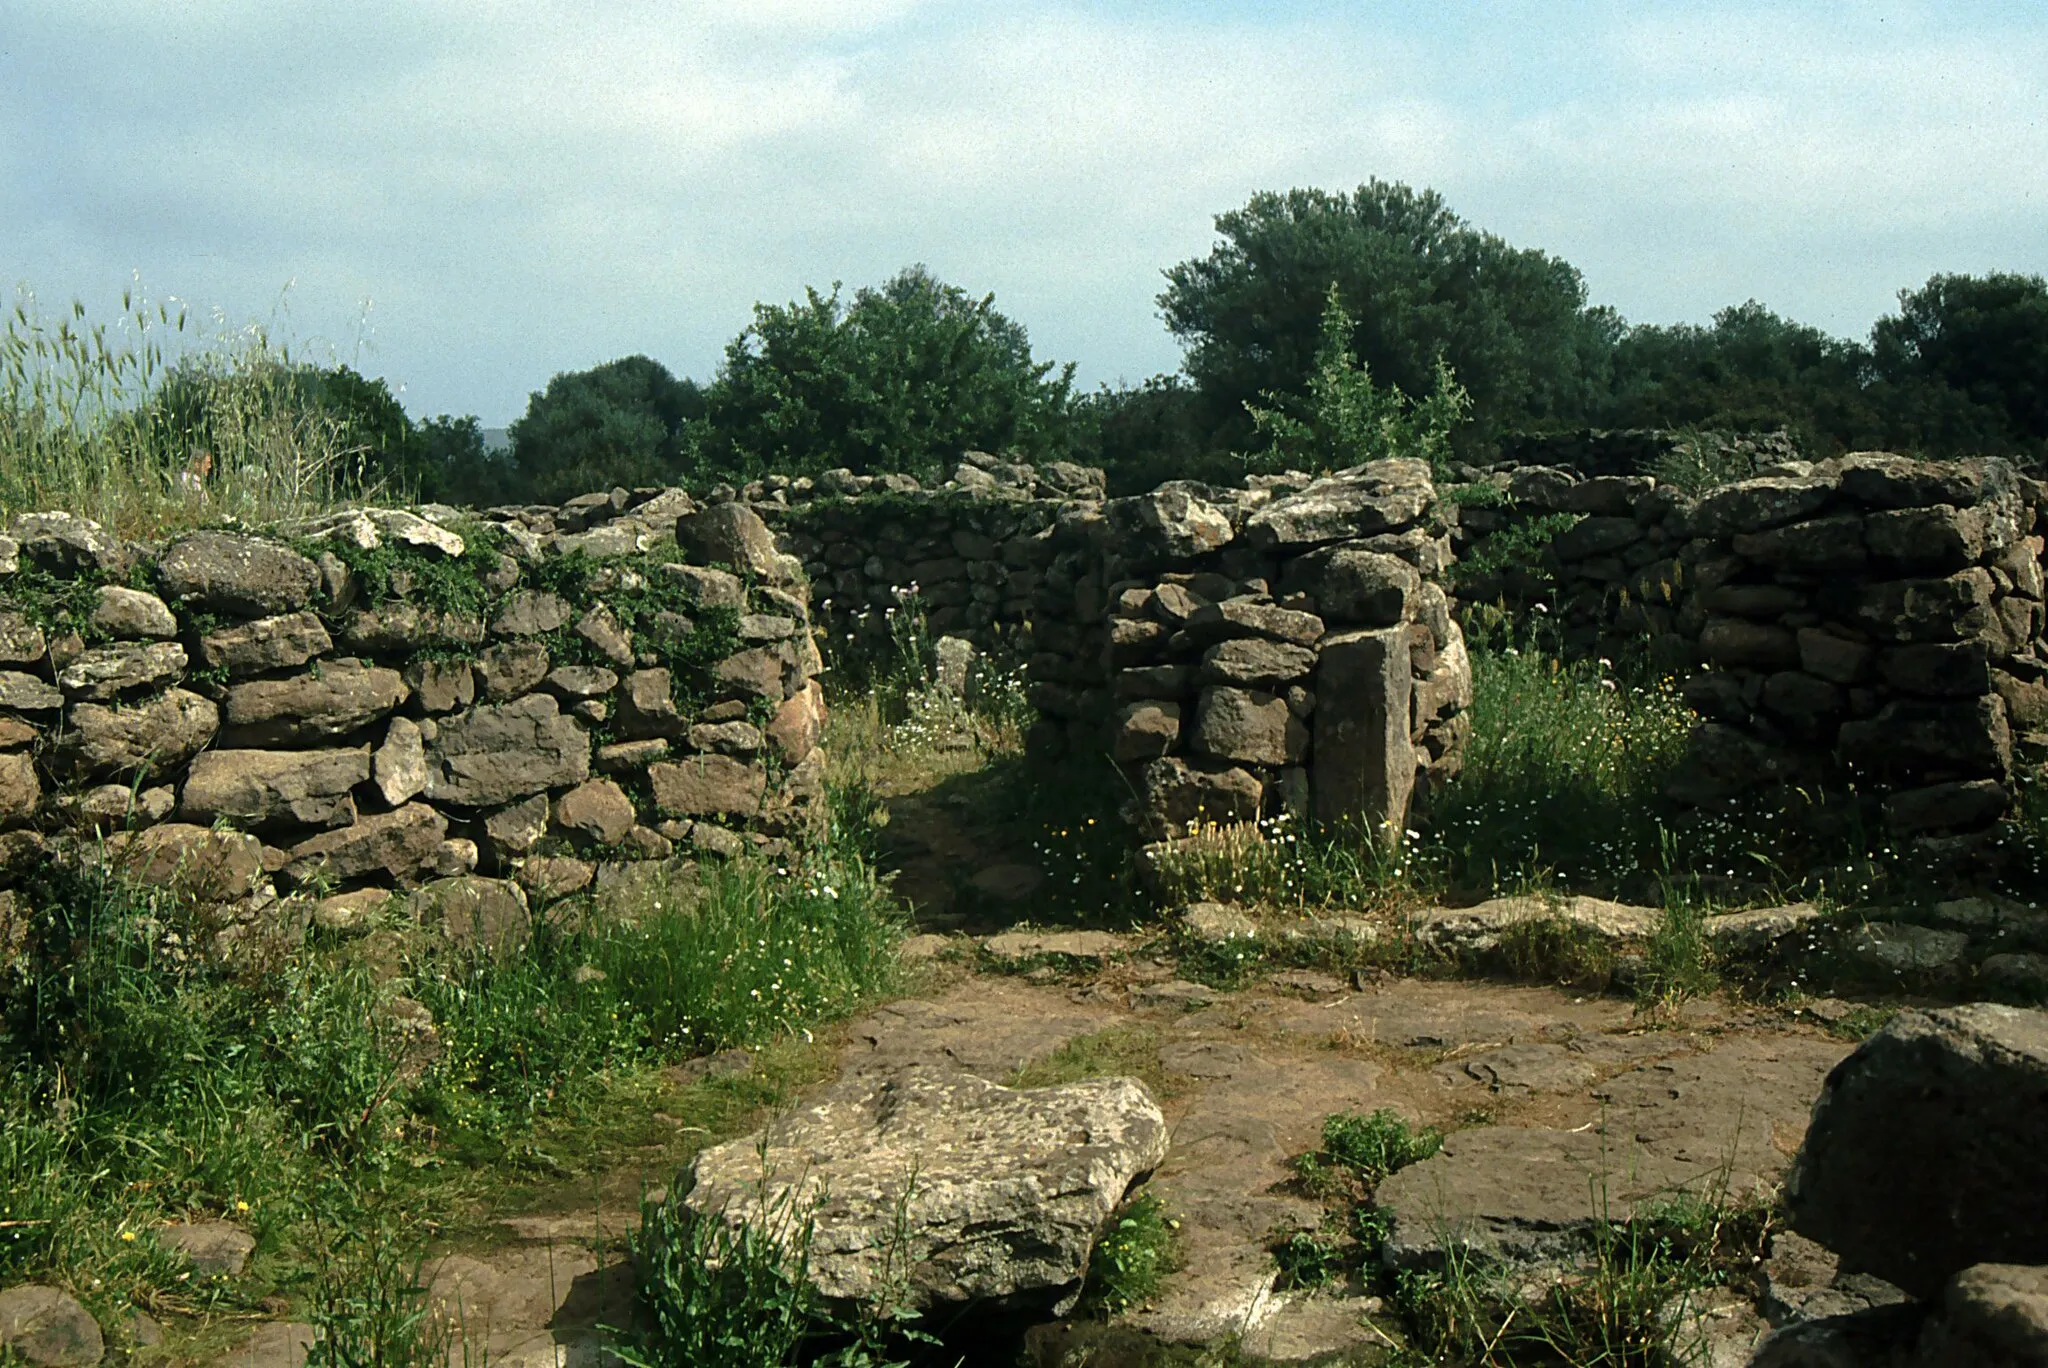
<box><xmin>235</xmin><ymin>1200</ymin><xmax>250</xmax><ymax>1212</ymax></box>
<box><xmin>120</xmin><ymin>1230</ymin><xmax>137</xmax><ymax>1243</ymax></box>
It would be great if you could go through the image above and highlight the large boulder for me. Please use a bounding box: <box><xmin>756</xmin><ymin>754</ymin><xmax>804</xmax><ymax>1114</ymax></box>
<box><xmin>684</xmin><ymin>1068</ymin><xmax>1168</xmax><ymax>1313</ymax></box>
<box><xmin>221</xmin><ymin>662</ymin><xmax>407</xmax><ymax>746</ymax></box>
<box><xmin>179</xmin><ymin>747</ymin><xmax>370</xmax><ymax>832</ymax></box>
<box><xmin>1788</xmin><ymin>1003</ymin><xmax>2048</xmax><ymax>1299</ymax></box>
<box><xmin>1243</xmin><ymin>459</ymin><xmax>1434</xmax><ymax>549</ymax></box>
<box><xmin>0</xmin><ymin>1284</ymin><xmax>103</xmax><ymax>1367</ymax></box>
<box><xmin>425</xmin><ymin>695</ymin><xmax>590</xmax><ymax>808</ymax></box>
<box><xmin>62</xmin><ymin>688</ymin><xmax>219</xmax><ymax>780</ymax></box>
<box><xmin>157</xmin><ymin>531</ymin><xmax>320</xmax><ymax>617</ymax></box>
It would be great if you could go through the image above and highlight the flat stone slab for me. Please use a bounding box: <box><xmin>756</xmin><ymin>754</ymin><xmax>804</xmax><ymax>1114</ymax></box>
<box><xmin>982</xmin><ymin>929</ymin><xmax>1134</xmax><ymax>965</ymax></box>
<box><xmin>1378</xmin><ymin>1032</ymin><xmax>1849</xmax><ymax>1267</ymax></box>
<box><xmin>1411</xmin><ymin>895</ymin><xmax>1663</xmax><ymax>953</ymax></box>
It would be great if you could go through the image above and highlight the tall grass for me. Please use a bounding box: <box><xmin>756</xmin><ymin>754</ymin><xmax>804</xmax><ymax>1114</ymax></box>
<box><xmin>0</xmin><ymin>818</ymin><xmax>904</xmax><ymax>1331</ymax></box>
<box><xmin>1</xmin><ymin>285</ymin><xmax>380</xmax><ymax>534</ymax></box>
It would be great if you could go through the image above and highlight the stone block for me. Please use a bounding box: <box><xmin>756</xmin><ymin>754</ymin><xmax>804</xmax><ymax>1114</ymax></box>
<box><xmin>425</xmin><ymin>694</ymin><xmax>591</xmax><ymax>808</ymax></box>
<box><xmin>1312</xmin><ymin>628</ymin><xmax>1413</xmax><ymax>839</ymax></box>
<box><xmin>180</xmin><ymin>747</ymin><xmax>369</xmax><ymax>832</ymax></box>
<box><xmin>1193</xmin><ymin>686</ymin><xmax>1304</xmax><ymax>767</ymax></box>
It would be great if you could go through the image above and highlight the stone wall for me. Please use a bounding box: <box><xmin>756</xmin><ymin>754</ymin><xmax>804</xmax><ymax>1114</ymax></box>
<box><xmin>757</xmin><ymin>456</ymin><xmax>1471</xmax><ymax>846</ymax></box>
<box><xmin>1449</xmin><ymin>451</ymin><xmax>2048</xmax><ymax>853</ymax></box>
<box><xmin>1494</xmin><ymin>428</ymin><xmax>1799</xmax><ymax>479</ymax></box>
<box><xmin>0</xmin><ymin>494</ymin><xmax>827</xmax><ymax>937</ymax></box>
<box><xmin>1663</xmin><ymin>454</ymin><xmax>2046</xmax><ymax>851</ymax></box>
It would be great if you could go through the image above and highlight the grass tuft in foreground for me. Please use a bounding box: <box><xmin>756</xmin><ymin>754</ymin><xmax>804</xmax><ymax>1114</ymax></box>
<box><xmin>0</xmin><ymin>801</ymin><xmax>905</xmax><ymax>1352</ymax></box>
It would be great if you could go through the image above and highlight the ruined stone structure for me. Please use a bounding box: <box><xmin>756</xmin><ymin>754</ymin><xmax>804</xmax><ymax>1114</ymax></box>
<box><xmin>767</xmin><ymin>454</ymin><xmax>1470</xmax><ymax>845</ymax></box>
<box><xmin>1452</xmin><ymin>452</ymin><xmax>2048</xmax><ymax>853</ymax></box>
<box><xmin>0</xmin><ymin>495</ymin><xmax>827</xmax><ymax>937</ymax></box>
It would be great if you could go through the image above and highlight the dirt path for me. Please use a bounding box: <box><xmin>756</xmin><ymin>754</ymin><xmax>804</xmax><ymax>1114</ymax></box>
<box><xmin>313</xmin><ymin>943</ymin><xmax>1853</xmax><ymax>1368</ymax></box>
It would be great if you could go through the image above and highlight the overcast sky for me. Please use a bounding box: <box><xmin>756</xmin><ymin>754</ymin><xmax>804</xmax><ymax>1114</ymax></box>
<box><xmin>6</xmin><ymin>1</ymin><xmax>2045</xmax><ymax>425</ymax></box>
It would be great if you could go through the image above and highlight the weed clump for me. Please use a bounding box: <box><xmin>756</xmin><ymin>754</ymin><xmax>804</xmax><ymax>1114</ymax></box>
<box><xmin>1078</xmin><ymin>1190</ymin><xmax>1178</xmax><ymax>1316</ymax></box>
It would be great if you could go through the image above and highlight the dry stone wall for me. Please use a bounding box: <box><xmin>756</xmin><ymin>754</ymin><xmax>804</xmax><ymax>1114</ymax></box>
<box><xmin>0</xmin><ymin>493</ymin><xmax>827</xmax><ymax>946</ymax></box>
<box><xmin>758</xmin><ymin>455</ymin><xmax>1472</xmax><ymax>846</ymax></box>
<box><xmin>1451</xmin><ymin>452</ymin><xmax>2048</xmax><ymax>855</ymax></box>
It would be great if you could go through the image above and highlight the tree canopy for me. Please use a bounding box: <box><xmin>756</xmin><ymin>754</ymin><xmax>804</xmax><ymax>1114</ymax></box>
<box><xmin>1159</xmin><ymin>181</ymin><xmax>1617</xmax><ymax>447</ymax></box>
<box><xmin>504</xmin><ymin>355</ymin><xmax>703</xmax><ymax>505</ymax></box>
<box><xmin>692</xmin><ymin>266</ymin><xmax>1075</xmax><ymax>484</ymax></box>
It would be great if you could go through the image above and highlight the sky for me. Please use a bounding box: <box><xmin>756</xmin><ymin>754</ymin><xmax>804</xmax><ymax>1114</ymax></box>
<box><xmin>5</xmin><ymin>1</ymin><xmax>2045</xmax><ymax>426</ymax></box>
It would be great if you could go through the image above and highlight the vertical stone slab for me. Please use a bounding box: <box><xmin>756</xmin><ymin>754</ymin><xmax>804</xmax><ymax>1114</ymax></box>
<box><xmin>1313</xmin><ymin>627</ymin><xmax>1414</xmax><ymax>841</ymax></box>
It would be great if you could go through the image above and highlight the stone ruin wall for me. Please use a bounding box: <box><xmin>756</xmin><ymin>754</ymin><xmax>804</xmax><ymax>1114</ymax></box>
<box><xmin>7</xmin><ymin>433</ymin><xmax>2026</xmax><ymax>936</ymax></box>
<box><xmin>1451</xmin><ymin>451</ymin><xmax>2048</xmax><ymax>856</ymax></box>
<box><xmin>761</xmin><ymin>454</ymin><xmax>1472</xmax><ymax>846</ymax></box>
<box><xmin>0</xmin><ymin>492</ymin><xmax>829</xmax><ymax>950</ymax></box>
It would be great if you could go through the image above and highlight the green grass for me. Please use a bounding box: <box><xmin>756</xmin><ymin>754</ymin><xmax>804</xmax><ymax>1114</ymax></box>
<box><xmin>1006</xmin><ymin>1025</ymin><xmax>1179</xmax><ymax>1100</ymax></box>
<box><xmin>0</xmin><ymin>804</ymin><xmax>905</xmax><ymax>1352</ymax></box>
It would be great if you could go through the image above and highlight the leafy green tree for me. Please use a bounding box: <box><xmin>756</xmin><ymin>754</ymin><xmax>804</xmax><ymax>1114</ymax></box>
<box><xmin>1069</xmin><ymin>375</ymin><xmax>1238</xmax><ymax>495</ymax></box>
<box><xmin>1244</xmin><ymin>285</ymin><xmax>1471</xmax><ymax>476</ymax></box>
<box><xmin>693</xmin><ymin>266</ymin><xmax>1075</xmax><ymax>483</ymax></box>
<box><xmin>1872</xmin><ymin>272</ymin><xmax>2048</xmax><ymax>454</ymax></box>
<box><xmin>1160</xmin><ymin>181</ymin><xmax>1617</xmax><ymax>446</ymax></box>
<box><xmin>1600</xmin><ymin>302</ymin><xmax>1885</xmax><ymax>453</ymax></box>
<box><xmin>506</xmin><ymin>355</ymin><xmax>702</xmax><ymax>504</ymax></box>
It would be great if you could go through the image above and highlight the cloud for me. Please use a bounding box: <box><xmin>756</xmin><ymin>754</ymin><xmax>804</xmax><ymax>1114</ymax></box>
<box><xmin>3</xmin><ymin>1</ymin><xmax>2044</xmax><ymax>421</ymax></box>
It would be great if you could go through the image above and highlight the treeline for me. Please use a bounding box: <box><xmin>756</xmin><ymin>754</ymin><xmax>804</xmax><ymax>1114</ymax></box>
<box><xmin>311</xmin><ymin>181</ymin><xmax>2048</xmax><ymax>505</ymax></box>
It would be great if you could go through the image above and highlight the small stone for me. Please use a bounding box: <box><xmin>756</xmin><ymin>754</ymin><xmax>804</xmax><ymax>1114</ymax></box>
<box><xmin>311</xmin><ymin>887</ymin><xmax>393</xmax><ymax>933</ymax></box>
<box><xmin>544</xmin><ymin>665</ymin><xmax>619</xmax><ymax>699</ymax></box>
<box><xmin>650</xmin><ymin>755</ymin><xmax>766</xmax><ymax>818</ymax></box>
<box><xmin>516</xmin><ymin>855</ymin><xmax>595</xmax><ymax>897</ymax></box>
<box><xmin>689</xmin><ymin>823</ymin><xmax>746</xmax><ymax>859</ymax></box>
<box><xmin>58</xmin><ymin>641</ymin><xmax>187</xmax><ymax>701</ymax></box>
<box><xmin>474</xmin><ymin>641</ymin><xmax>551</xmax><ymax>702</ymax></box>
<box><xmin>157</xmin><ymin>1219</ymin><xmax>255</xmax><ymax>1276</ymax></box>
<box><xmin>574</xmin><ymin>604</ymin><xmax>635</xmax><ymax>668</ymax></box>
<box><xmin>1178</xmin><ymin>901</ymin><xmax>1258</xmax><ymax>944</ymax></box>
<box><xmin>483</xmin><ymin>794</ymin><xmax>551</xmax><ymax>857</ymax></box>
<box><xmin>91</xmin><ymin>585</ymin><xmax>177</xmax><ymax>639</ymax></box>
<box><xmin>198</xmin><ymin>612</ymin><xmax>332</xmax><ymax>678</ymax></box>
<box><xmin>554</xmin><ymin>778</ymin><xmax>637</xmax><ymax>846</ymax></box>
<box><xmin>372</xmin><ymin>717</ymin><xmax>428</xmax><ymax>808</ymax></box>
<box><xmin>433</xmin><ymin>838</ymin><xmax>480</xmax><ymax>877</ymax></box>
<box><xmin>1843</xmin><ymin>921</ymin><xmax>1970</xmax><ymax>981</ymax></box>
<box><xmin>690</xmin><ymin>721</ymin><xmax>764</xmax><ymax>756</ymax></box>
<box><xmin>491</xmin><ymin>590</ymin><xmax>571</xmax><ymax>637</ymax></box>
<box><xmin>597</xmin><ymin>738</ymin><xmax>670</xmax><ymax>772</ymax></box>
<box><xmin>622</xmin><ymin>824</ymin><xmax>674</xmax><ymax>860</ymax></box>
<box><xmin>982</xmin><ymin>929</ymin><xmax>1129</xmax><ymax>964</ymax></box>
<box><xmin>1131</xmin><ymin>979</ymin><xmax>1222</xmax><ymax>1009</ymax></box>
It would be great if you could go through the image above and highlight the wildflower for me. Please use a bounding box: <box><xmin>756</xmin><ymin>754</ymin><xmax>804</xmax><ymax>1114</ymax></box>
<box><xmin>120</xmin><ymin>1230</ymin><xmax>137</xmax><ymax>1243</ymax></box>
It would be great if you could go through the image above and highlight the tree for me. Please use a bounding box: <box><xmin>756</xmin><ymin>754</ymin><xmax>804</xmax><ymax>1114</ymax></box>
<box><xmin>505</xmin><ymin>355</ymin><xmax>702</xmax><ymax>505</ymax></box>
<box><xmin>1159</xmin><ymin>181</ymin><xmax>1617</xmax><ymax>447</ymax></box>
<box><xmin>1244</xmin><ymin>285</ymin><xmax>1471</xmax><ymax>476</ymax></box>
<box><xmin>694</xmin><ymin>266</ymin><xmax>1075</xmax><ymax>483</ymax></box>
<box><xmin>1069</xmin><ymin>375</ymin><xmax>1238</xmax><ymax>495</ymax></box>
<box><xmin>1872</xmin><ymin>272</ymin><xmax>2048</xmax><ymax>455</ymax></box>
<box><xmin>1600</xmin><ymin>302</ymin><xmax>1884</xmax><ymax>453</ymax></box>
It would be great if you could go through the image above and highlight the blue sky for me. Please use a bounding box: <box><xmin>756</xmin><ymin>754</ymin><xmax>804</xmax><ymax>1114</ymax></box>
<box><xmin>5</xmin><ymin>1</ymin><xmax>2044</xmax><ymax>424</ymax></box>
